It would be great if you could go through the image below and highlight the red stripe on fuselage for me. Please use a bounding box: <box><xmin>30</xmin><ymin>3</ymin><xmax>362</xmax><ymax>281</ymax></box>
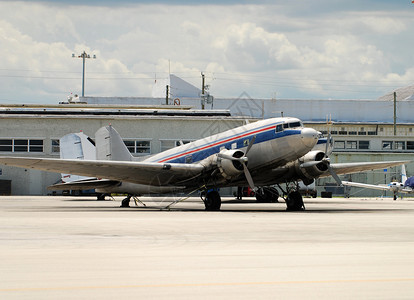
<box><xmin>157</xmin><ymin>125</ymin><xmax>276</xmax><ymax>163</ymax></box>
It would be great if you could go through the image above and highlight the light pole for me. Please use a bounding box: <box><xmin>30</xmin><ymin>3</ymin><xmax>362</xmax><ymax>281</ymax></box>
<box><xmin>72</xmin><ymin>51</ymin><xmax>96</xmax><ymax>97</ymax></box>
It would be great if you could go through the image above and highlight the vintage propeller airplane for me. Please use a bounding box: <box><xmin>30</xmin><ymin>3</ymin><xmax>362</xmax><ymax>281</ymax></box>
<box><xmin>0</xmin><ymin>117</ymin><xmax>408</xmax><ymax>211</ymax></box>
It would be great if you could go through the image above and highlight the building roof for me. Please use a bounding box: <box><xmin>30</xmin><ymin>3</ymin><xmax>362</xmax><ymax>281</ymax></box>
<box><xmin>377</xmin><ymin>84</ymin><xmax>414</xmax><ymax>101</ymax></box>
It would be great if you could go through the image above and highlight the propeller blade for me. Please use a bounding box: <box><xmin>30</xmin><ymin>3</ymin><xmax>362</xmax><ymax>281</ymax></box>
<box><xmin>242</xmin><ymin>163</ymin><xmax>255</xmax><ymax>190</ymax></box>
<box><xmin>328</xmin><ymin>165</ymin><xmax>342</xmax><ymax>186</ymax></box>
<box><xmin>245</xmin><ymin>135</ymin><xmax>256</xmax><ymax>155</ymax></box>
<box><xmin>324</xmin><ymin>132</ymin><xmax>331</xmax><ymax>158</ymax></box>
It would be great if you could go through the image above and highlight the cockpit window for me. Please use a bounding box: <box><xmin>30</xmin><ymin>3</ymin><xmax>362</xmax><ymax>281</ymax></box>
<box><xmin>279</xmin><ymin>121</ymin><xmax>303</xmax><ymax>131</ymax></box>
<box><xmin>275</xmin><ymin>124</ymin><xmax>283</xmax><ymax>132</ymax></box>
<box><xmin>289</xmin><ymin>121</ymin><xmax>302</xmax><ymax>128</ymax></box>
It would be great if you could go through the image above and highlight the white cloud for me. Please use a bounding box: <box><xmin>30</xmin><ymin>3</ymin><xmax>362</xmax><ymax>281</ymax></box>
<box><xmin>360</xmin><ymin>15</ymin><xmax>406</xmax><ymax>35</ymax></box>
<box><xmin>0</xmin><ymin>2</ymin><xmax>413</xmax><ymax>103</ymax></box>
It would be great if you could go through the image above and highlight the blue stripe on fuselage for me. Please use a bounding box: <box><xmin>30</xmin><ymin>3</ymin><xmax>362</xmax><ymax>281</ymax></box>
<box><xmin>161</xmin><ymin>125</ymin><xmax>301</xmax><ymax>164</ymax></box>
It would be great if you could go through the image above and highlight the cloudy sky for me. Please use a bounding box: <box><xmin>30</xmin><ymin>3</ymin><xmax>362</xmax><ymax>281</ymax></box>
<box><xmin>0</xmin><ymin>0</ymin><xmax>413</xmax><ymax>104</ymax></box>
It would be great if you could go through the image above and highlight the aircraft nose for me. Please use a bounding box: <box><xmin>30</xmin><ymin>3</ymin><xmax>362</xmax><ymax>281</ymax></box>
<box><xmin>300</xmin><ymin>128</ymin><xmax>319</xmax><ymax>148</ymax></box>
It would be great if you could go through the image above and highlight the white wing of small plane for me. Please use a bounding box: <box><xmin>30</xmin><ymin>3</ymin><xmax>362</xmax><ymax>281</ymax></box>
<box><xmin>341</xmin><ymin>180</ymin><xmax>391</xmax><ymax>191</ymax></box>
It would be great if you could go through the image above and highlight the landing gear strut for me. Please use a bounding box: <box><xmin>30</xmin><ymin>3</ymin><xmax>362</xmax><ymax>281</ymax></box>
<box><xmin>255</xmin><ymin>187</ymin><xmax>279</xmax><ymax>203</ymax></box>
<box><xmin>201</xmin><ymin>190</ymin><xmax>221</xmax><ymax>211</ymax></box>
<box><xmin>96</xmin><ymin>193</ymin><xmax>106</xmax><ymax>201</ymax></box>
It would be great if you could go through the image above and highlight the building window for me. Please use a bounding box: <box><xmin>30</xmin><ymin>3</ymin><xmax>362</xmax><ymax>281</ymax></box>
<box><xmin>394</xmin><ymin>141</ymin><xmax>405</xmax><ymax>150</ymax></box>
<box><xmin>334</xmin><ymin>141</ymin><xmax>345</xmax><ymax>149</ymax></box>
<box><xmin>160</xmin><ymin>140</ymin><xmax>192</xmax><ymax>152</ymax></box>
<box><xmin>51</xmin><ymin>139</ymin><xmax>60</xmax><ymax>153</ymax></box>
<box><xmin>358</xmin><ymin>141</ymin><xmax>370</xmax><ymax>150</ymax></box>
<box><xmin>175</xmin><ymin>140</ymin><xmax>192</xmax><ymax>147</ymax></box>
<box><xmin>346</xmin><ymin>141</ymin><xmax>357</xmax><ymax>149</ymax></box>
<box><xmin>0</xmin><ymin>140</ymin><xmax>12</xmax><ymax>152</ymax></box>
<box><xmin>348</xmin><ymin>131</ymin><xmax>357</xmax><ymax>135</ymax></box>
<box><xmin>0</xmin><ymin>139</ymin><xmax>44</xmax><ymax>153</ymax></box>
<box><xmin>367</xmin><ymin>131</ymin><xmax>377</xmax><ymax>136</ymax></box>
<box><xmin>407</xmin><ymin>141</ymin><xmax>414</xmax><ymax>150</ymax></box>
<box><xmin>382</xmin><ymin>141</ymin><xmax>393</xmax><ymax>150</ymax></box>
<box><xmin>14</xmin><ymin>139</ymin><xmax>28</xmax><ymax>152</ymax></box>
<box><xmin>161</xmin><ymin>140</ymin><xmax>176</xmax><ymax>152</ymax></box>
<box><xmin>124</xmin><ymin>140</ymin><xmax>151</xmax><ymax>154</ymax></box>
<box><xmin>29</xmin><ymin>140</ymin><xmax>44</xmax><ymax>152</ymax></box>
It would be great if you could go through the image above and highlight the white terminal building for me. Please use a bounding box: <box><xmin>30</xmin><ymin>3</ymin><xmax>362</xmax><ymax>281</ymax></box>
<box><xmin>0</xmin><ymin>75</ymin><xmax>414</xmax><ymax>197</ymax></box>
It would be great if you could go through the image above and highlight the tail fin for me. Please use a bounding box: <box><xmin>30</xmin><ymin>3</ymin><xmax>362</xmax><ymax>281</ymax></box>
<box><xmin>401</xmin><ymin>164</ymin><xmax>407</xmax><ymax>185</ymax></box>
<box><xmin>95</xmin><ymin>125</ymin><xmax>133</xmax><ymax>161</ymax></box>
<box><xmin>60</xmin><ymin>132</ymin><xmax>96</xmax><ymax>182</ymax></box>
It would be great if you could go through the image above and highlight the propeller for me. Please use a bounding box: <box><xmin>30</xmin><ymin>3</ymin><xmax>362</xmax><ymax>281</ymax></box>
<box><xmin>217</xmin><ymin>135</ymin><xmax>256</xmax><ymax>190</ymax></box>
<box><xmin>300</xmin><ymin>132</ymin><xmax>342</xmax><ymax>186</ymax></box>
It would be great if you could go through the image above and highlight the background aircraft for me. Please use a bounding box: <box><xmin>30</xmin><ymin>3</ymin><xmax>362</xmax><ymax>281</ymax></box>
<box><xmin>342</xmin><ymin>165</ymin><xmax>414</xmax><ymax>200</ymax></box>
<box><xmin>0</xmin><ymin>117</ymin><xmax>408</xmax><ymax>211</ymax></box>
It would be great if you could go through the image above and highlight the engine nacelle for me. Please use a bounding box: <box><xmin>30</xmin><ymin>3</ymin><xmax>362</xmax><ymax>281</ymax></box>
<box><xmin>217</xmin><ymin>149</ymin><xmax>245</xmax><ymax>179</ymax></box>
<box><xmin>295</xmin><ymin>150</ymin><xmax>328</xmax><ymax>183</ymax></box>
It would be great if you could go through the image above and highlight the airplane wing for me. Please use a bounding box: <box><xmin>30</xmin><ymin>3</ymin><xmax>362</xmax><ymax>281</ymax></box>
<box><xmin>0</xmin><ymin>157</ymin><xmax>205</xmax><ymax>186</ymax></box>
<box><xmin>48</xmin><ymin>178</ymin><xmax>121</xmax><ymax>190</ymax></box>
<box><xmin>342</xmin><ymin>181</ymin><xmax>390</xmax><ymax>191</ymax></box>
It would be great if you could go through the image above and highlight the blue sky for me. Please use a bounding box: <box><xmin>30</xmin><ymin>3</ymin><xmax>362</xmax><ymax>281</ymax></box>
<box><xmin>0</xmin><ymin>0</ymin><xmax>413</xmax><ymax>104</ymax></box>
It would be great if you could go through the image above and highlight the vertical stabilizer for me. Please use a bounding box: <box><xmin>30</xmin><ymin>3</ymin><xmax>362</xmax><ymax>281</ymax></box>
<box><xmin>60</xmin><ymin>132</ymin><xmax>96</xmax><ymax>182</ymax></box>
<box><xmin>401</xmin><ymin>165</ymin><xmax>407</xmax><ymax>185</ymax></box>
<box><xmin>95</xmin><ymin>125</ymin><xmax>133</xmax><ymax>161</ymax></box>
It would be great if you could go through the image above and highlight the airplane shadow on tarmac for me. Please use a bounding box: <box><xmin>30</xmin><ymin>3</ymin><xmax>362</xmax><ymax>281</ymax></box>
<box><xmin>56</xmin><ymin>197</ymin><xmax>413</xmax><ymax>214</ymax></box>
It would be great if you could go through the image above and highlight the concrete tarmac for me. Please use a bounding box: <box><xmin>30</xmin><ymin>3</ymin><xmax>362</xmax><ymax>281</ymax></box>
<box><xmin>1</xmin><ymin>195</ymin><xmax>414</xmax><ymax>299</ymax></box>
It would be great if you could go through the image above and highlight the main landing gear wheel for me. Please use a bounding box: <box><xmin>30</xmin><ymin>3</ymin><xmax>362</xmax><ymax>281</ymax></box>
<box><xmin>204</xmin><ymin>191</ymin><xmax>221</xmax><ymax>211</ymax></box>
<box><xmin>256</xmin><ymin>187</ymin><xmax>279</xmax><ymax>203</ymax></box>
<box><xmin>285</xmin><ymin>191</ymin><xmax>305</xmax><ymax>211</ymax></box>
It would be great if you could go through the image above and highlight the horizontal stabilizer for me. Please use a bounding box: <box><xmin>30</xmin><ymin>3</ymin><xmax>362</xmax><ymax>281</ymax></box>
<box><xmin>48</xmin><ymin>178</ymin><xmax>121</xmax><ymax>190</ymax></box>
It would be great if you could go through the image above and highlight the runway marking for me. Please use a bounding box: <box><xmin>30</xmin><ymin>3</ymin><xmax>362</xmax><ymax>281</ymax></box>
<box><xmin>2</xmin><ymin>278</ymin><xmax>414</xmax><ymax>292</ymax></box>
